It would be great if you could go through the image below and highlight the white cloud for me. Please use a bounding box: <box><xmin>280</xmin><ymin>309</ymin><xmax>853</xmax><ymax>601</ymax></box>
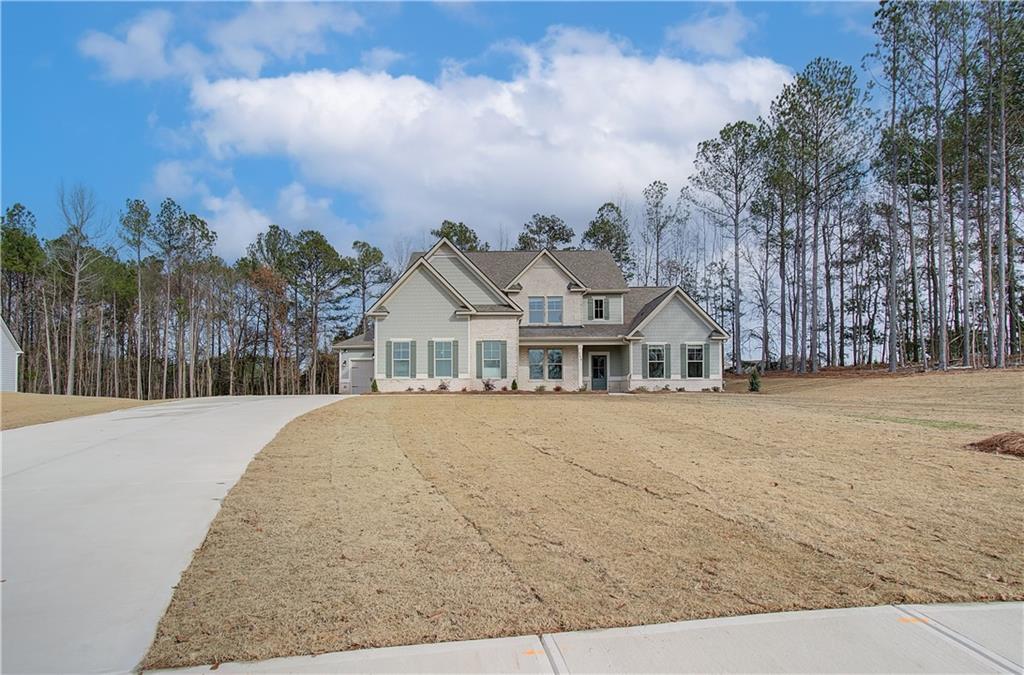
<box><xmin>80</xmin><ymin>3</ymin><xmax>362</xmax><ymax>81</ymax></box>
<box><xmin>189</xmin><ymin>27</ymin><xmax>791</xmax><ymax>244</ymax></box>
<box><xmin>665</xmin><ymin>4</ymin><xmax>755</xmax><ymax>58</ymax></box>
<box><xmin>202</xmin><ymin>188</ymin><xmax>273</xmax><ymax>258</ymax></box>
<box><xmin>150</xmin><ymin>160</ymin><xmax>204</xmax><ymax>200</ymax></box>
<box><xmin>209</xmin><ymin>3</ymin><xmax>363</xmax><ymax>77</ymax></box>
<box><xmin>360</xmin><ymin>47</ymin><xmax>405</xmax><ymax>73</ymax></box>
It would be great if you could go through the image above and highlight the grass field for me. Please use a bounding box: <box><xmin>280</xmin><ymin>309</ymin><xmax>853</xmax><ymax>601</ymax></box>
<box><xmin>143</xmin><ymin>370</ymin><xmax>1024</xmax><ymax>669</ymax></box>
<box><xmin>0</xmin><ymin>391</ymin><xmax>154</xmax><ymax>430</ymax></box>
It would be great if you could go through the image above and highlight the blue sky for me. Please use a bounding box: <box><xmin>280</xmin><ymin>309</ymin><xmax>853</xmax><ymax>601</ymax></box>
<box><xmin>2</xmin><ymin>1</ymin><xmax>878</xmax><ymax>260</ymax></box>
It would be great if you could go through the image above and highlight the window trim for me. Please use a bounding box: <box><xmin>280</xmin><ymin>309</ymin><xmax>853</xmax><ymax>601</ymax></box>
<box><xmin>546</xmin><ymin>296</ymin><xmax>563</xmax><ymax>324</ymax></box>
<box><xmin>592</xmin><ymin>296</ymin><xmax>606</xmax><ymax>321</ymax></box>
<box><xmin>686</xmin><ymin>343</ymin><xmax>705</xmax><ymax>379</ymax></box>
<box><xmin>481</xmin><ymin>340</ymin><xmax>503</xmax><ymax>378</ymax></box>
<box><xmin>646</xmin><ymin>343</ymin><xmax>666</xmax><ymax>379</ymax></box>
<box><xmin>392</xmin><ymin>339</ymin><xmax>412</xmax><ymax>379</ymax></box>
<box><xmin>433</xmin><ymin>339</ymin><xmax>454</xmax><ymax>379</ymax></box>
<box><xmin>528</xmin><ymin>296</ymin><xmax>545</xmax><ymax>324</ymax></box>
<box><xmin>527</xmin><ymin>347</ymin><xmax>564</xmax><ymax>381</ymax></box>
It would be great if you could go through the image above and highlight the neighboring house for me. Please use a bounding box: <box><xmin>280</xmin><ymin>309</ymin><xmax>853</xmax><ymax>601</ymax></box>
<box><xmin>333</xmin><ymin>237</ymin><xmax>728</xmax><ymax>394</ymax></box>
<box><xmin>1</xmin><ymin>315</ymin><xmax>23</xmax><ymax>392</ymax></box>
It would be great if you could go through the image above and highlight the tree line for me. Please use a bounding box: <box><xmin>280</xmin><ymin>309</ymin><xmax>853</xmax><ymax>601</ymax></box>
<box><xmin>1</xmin><ymin>0</ymin><xmax>1020</xmax><ymax>399</ymax></box>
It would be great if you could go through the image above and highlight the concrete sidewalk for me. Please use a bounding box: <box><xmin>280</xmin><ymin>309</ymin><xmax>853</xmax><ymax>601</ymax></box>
<box><xmin>2</xmin><ymin>395</ymin><xmax>345</xmax><ymax>675</ymax></box>
<box><xmin>153</xmin><ymin>602</ymin><xmax>1023</xmax><ymax>674</ymax></box>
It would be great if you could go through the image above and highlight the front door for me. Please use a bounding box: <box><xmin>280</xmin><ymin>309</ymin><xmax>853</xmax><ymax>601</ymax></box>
<box><xmin>591</xmin><ymin>354</ymin><xmax>608</xmax><ymax>391</ymax></box>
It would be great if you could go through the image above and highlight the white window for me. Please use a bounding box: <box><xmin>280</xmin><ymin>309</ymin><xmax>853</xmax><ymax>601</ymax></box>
<box><xmin>527</xmin><ymin>348</ymin><xmax>562</xmax><ymax>380</ymax></box>
<box><xmin>546</xmin><ymin>296</ymin><xmax>563</xmax><ymax>324</ymax></box>
<box><xmin>647</xmin><ymin>345</ymin><xmax>665</xmax><ymax>378</ymax></box>
<box><xmin>482</xmin><ymin>341</ymin><xmax>502</xmax><ymax>378</ymax></box>
<box><xmin>434</xmin><ymin>340</ymin><xmax>453</xmax><ymax>378</ymax></box>
<box><xmin>528</xmin><ymin>349</ymin><xmax>545</xmax><ymax>380</ymax></box>
<box><xmin>393</xmin><ymin>341</ymin><xmax>411</xmax><ymax>378</ymax></box>
<box><xmin>593</xmin><ymin>297</ymin><xmax>605</xmax><ymax>320</ymax></box>
<box><xmin>687</xmin><ymin>345</ymin><xmax>704</xmax><ymax>378</ymax></box>
<box><xmin>529</xmin><ymin>297</ymin><xmax>545</xmax><ymax>324</ymax></box>
<box><xmin>547</xmin><ymin>349</ymin><xmax>563</xmax><ymax>380</ymax></box>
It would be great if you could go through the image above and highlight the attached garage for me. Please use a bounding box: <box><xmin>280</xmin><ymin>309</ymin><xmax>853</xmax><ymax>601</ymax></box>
<box><xmin>1</xmin><ymin>315</ymin><xmax>23</xmax><ymax>392</ymax></box>
<box><xmin>333</xmin><ymin>331</ymin><xmax>375</xmax><ymax>394</ymax></box>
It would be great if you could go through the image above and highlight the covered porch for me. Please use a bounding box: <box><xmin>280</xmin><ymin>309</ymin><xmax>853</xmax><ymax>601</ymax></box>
<box><xmin>517</xmin><ymin>339</ymin><xmax>629</xmax><ymax>392</ymax></box>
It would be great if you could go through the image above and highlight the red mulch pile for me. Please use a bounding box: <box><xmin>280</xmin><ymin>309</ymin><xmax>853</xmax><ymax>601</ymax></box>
<box><xmin>966</xmin><ymin>432</ymin><xmax>1024</xmax><ymax>458</ymax></box>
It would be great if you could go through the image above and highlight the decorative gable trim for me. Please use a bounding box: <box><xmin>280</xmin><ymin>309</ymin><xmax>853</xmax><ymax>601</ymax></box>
<box><xmin>426</xmin><ymin>238</ymin><xmax>521</xmax><ymax>311</ymax></box>
<box><xmin>626</xmin><ymin>286</ymin><xmax>730</xmax><ymax>339</ymax></box>
<box><xmin>504</xmin><ymin>249</ymin><xmax>586</xmax><ymax>291</ymax></box>
<box><xmin>367</xmin><ymin>255</ymin><xmax>477</xmax><ymax>317</ymax></box>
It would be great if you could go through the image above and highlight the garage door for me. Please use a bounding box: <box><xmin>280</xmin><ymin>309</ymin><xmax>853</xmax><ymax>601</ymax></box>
<box><xmin>351</xmin><ymin>359</ymin><xmax>373</xmax><ymax>394</ymax></box>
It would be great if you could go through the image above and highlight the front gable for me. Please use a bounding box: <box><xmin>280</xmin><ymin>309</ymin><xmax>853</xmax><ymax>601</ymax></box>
<box><xmin>506</xmin><ymin>250</ymin><xmax>585</xmax><ymax>291</ymax></box>
<box><xmin>628</xmin><ymin>287</ymin><xmax>728</xmax><ymax>341</ymax></box>
<box><xmin>427</xmin><ymin>242</ymin><xmax>509</xmax><ymax>306</ymax></box>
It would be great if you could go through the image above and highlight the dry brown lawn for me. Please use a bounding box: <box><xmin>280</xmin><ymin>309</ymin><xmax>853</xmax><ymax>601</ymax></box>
<box><xmin>1</xmin><ymin>391</ymin><xmax>154</xmax><ymax>430</ymax></box>
<box><xmin>144</xmin><ymin>370</ymin><xmax>1024</xmax><ymax>669</ymax></box>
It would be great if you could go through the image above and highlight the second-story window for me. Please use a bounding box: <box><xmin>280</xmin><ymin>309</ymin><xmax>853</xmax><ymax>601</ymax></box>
<box><xmin>546</xmin><ymin>296</ymin><xmax>563</xmax><ymax>324</ymax></box>
<box><xmin>529</xmin><ymin>297</ymin><xmax>545</xmax><ymax>323</ymax></box>
<box><xmin>593</xmin><ymin>298</ymin><xmax>605</xmax><ymax>320</ymax></box>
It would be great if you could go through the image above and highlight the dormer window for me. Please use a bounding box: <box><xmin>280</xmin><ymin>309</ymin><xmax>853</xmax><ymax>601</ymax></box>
<box><xmin>593</xmin><ymin>298</ymin><xmax>605</xmax><ymax>320</ymax></box>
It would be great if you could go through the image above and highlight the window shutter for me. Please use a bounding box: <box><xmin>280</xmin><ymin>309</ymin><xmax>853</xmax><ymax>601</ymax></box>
<box><xmin>587</xmin><ymin>297</ymin><xmax>594</xmax><ymax>320</ymax></box>
<box><xmin>410</xmin><ymin>340</ymin><xmax>417</xmax><ymax>378</ymax></box>
<box><xmin>427</xmin><ymin>340</ymin><xmax>434</xmax><ymax>378</ymax></box>
<box><xmin>642</xmin><ymin>344</ymin><xmax>648</xmax><ymax>377</ymax></box>
<box><xmin>385</xmin><ymin>341</ymin><xmax>393</xmax><ymax>378</ymax></box>
<box><xmin>703</xmin><ymin>342</ymin><xmax>710</xmax><ymax>378</ymax></box>
<box><xmin>682</xmin><ymin>344</ymin><xmax>688</xmax><ymax>378</ymax></box>
<box><xmin>499</xmin><ymin>340</ymin><xmax>507</xmax><ymax>378</ymax></box>
<box><xmin>476</xmin><ymin>341</ymin><xmax>483</xmax><ymax>378</ymax></box>
<box><xmin>665</xmin><ymin>344</ymin><xmax>672</xmax><ymax>378</ymax></box>
<box><xmin>452</xmin><ymin>340</ymin><xmax>459</xmax><ymax>376</ymax></box>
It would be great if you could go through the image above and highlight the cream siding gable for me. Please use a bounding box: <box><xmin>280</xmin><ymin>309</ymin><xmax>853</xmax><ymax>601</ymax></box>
<box><xmin>374</xmin><ymin>267</ymin><xmax>469</xmax><ymax>378</ymax></box>
<box><xmin>631</xmin><ymin>296</ymin><xmax>717</xmax><ymax>377</ymax></box>
<box><xmin>518</xmin><ymin>257</ymin><xmax>581</xmax><ymax>325</ymax></box>
<box><xmin>428</xmin><ymin>252</ymin><xmax>508</xmax><ymax>305</ymax></box>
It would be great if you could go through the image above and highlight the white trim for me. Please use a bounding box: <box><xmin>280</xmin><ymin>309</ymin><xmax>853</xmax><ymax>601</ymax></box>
<box><xmin>431</xmin><ymin>338</ymin><xmax>455</xmax><ymax>379</ymax></box>
<box><xmin>645</xmin><ymin>342</ymin><xmax>667</xmax><ymax>379</ymax></box>
<box><xmin>368</xmin><ymin>256</ymin><xmax>478</xmax><ymax>316</ymax></box>
<box><xmin>627</xmin><ymin>286</ymin><xmax>730</xmax><ymax>339</ymax></box>
<box><xmin>1</xmin><ymin>316</ymin><xmax>23</xmax><ymax>354</ymax></box>
<box><xmin>426</xmin><ymin>238</ymin><xmax>523</xmax><ymax>312</ymax></box>
<box><xmin>390</xmin><ymin>338</ymin><xmax>414</xmax><ymax>379</ymax></box>
<box><xmin>504</xmin><ymin>249</ymin><xmax>586</xmax><ymax>291</ymax></box>
<box><xmin>591</xmin><ymin>295</ymin><xmax>607</xmax><ymax>321</ymax></box>
<box><xmin>685</xmin><ymin>342</ymin><xmax>705</xmax><ymax>380</ymax></box>
<box><xmin>589</xmin><ymin>350</ymin><xmax>610</xmax><ymax>391</ymax></box>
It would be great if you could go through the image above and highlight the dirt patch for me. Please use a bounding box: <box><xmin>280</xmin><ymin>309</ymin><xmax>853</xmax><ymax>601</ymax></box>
<box><xmin>967</xmin><ymin>432</ymin><xmax>1024</xmax><ymax>458</ymax></box>
<box><xmin>143</xmin><ymin>370</ymin><xmax>1024</xmax><ymax>669</ymax></box>
<box><xmin>0</xmin><ymin>392</ymin><xmax>154</xmax><ymax>430</ymax></box>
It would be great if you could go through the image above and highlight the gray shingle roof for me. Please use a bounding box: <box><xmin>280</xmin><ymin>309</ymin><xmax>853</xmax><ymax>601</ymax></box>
<box><xmin>623</xmin><ymin>287</ymin><xmax>675</xmax><ymax>332</ymax></box>
<box><xmin>333</xmin><ymin>331</ymin><xmax>374</xmax><ymax>349</ymax></box>
<box><xmin>463</xmin><ymin>250</ymin><xmax>627</xmax><ymax>290</ymax></box>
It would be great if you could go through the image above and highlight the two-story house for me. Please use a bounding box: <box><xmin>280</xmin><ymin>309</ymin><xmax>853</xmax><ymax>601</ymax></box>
<box><xmin>333</xmin><ymin>237</ymin><xmax>728</xmax><ymax>393</ymax></box>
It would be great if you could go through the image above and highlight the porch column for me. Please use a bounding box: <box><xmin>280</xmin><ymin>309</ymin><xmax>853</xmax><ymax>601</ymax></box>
<box><xmin>577</xmin><ymin>344</ymin><xmax>583</xmax><ymax>390</ymax></box>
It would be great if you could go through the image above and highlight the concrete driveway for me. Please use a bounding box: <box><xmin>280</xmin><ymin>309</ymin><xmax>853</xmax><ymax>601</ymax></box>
<box><xmin>1</xmin><ymin>395</ymin><xmax>344</xmax><ymax>674</ymax></box>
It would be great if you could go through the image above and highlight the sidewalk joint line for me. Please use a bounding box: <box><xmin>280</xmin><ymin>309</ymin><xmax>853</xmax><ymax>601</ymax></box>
<box><xmin>894</xmin><ymin>605</ymin><xmax>1022</xmax><ymax>674</ymax></box>
<box><xmin>540</xmin><ymin>634</ymin><xmax>569</xmax><ymax>674</ymax></box>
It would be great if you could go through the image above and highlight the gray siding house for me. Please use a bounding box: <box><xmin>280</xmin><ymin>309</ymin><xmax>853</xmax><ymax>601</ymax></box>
<box><xmin>1</xmin><ymin>315</ymin><xmax>23</xmax><ymax>392</ymax></box>
<box><xmin>333</xmin><ymin>237</ymin><xmax>728</xmax><ymax>393</ymax></box>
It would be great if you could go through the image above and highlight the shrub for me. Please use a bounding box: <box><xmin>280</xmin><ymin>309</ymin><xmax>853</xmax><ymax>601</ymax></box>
<box><xmin>676</xmin><ymin>387</ymin><xmax>685</xmax><ymax>392</ymax></box>
<box><xmin>418</xmin><ymin>385</ymin><xmax>427</xmax><ymax>392</ymax></box>
<box><xmin>553</xmin><ymin>385</ymin><xmax>563</xmax><ymax>392</ymax></box>
<box><xmin>406</xmin><ymin>386</ymin><xmax>414</xmax><ymax>392</ymax></box>
<box><xmin>535</xmin><ymin>384</ymin><xmax>546</xmax><ymax>392</ymax></box>
<box><xmin>371</xmin><ymin>379</ymin><xmax>379</xmax><ymax>393</ymax></box>
<box><xmin>511</xmin><ymin>379</ymin><xmax>518</xmax><ymax>391</ymax></box>
<box><xmin>501</xmin><ymin>386</ymin><xmax>508</xmax><ymax>392</ymax></box>
<box><xmin>482</xmin><ymin>378</ymin><xmax>496</xmax><ymax>391</ymax></box>
<box><xmin>748</xmin><ymin>369</ymin><xmax>761</xmax><ymax>393</ymax></box>
<box><xmin>437</xmin><ymin>380</ymin><xmax>449</xmax><ymax>391</ymax></box>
